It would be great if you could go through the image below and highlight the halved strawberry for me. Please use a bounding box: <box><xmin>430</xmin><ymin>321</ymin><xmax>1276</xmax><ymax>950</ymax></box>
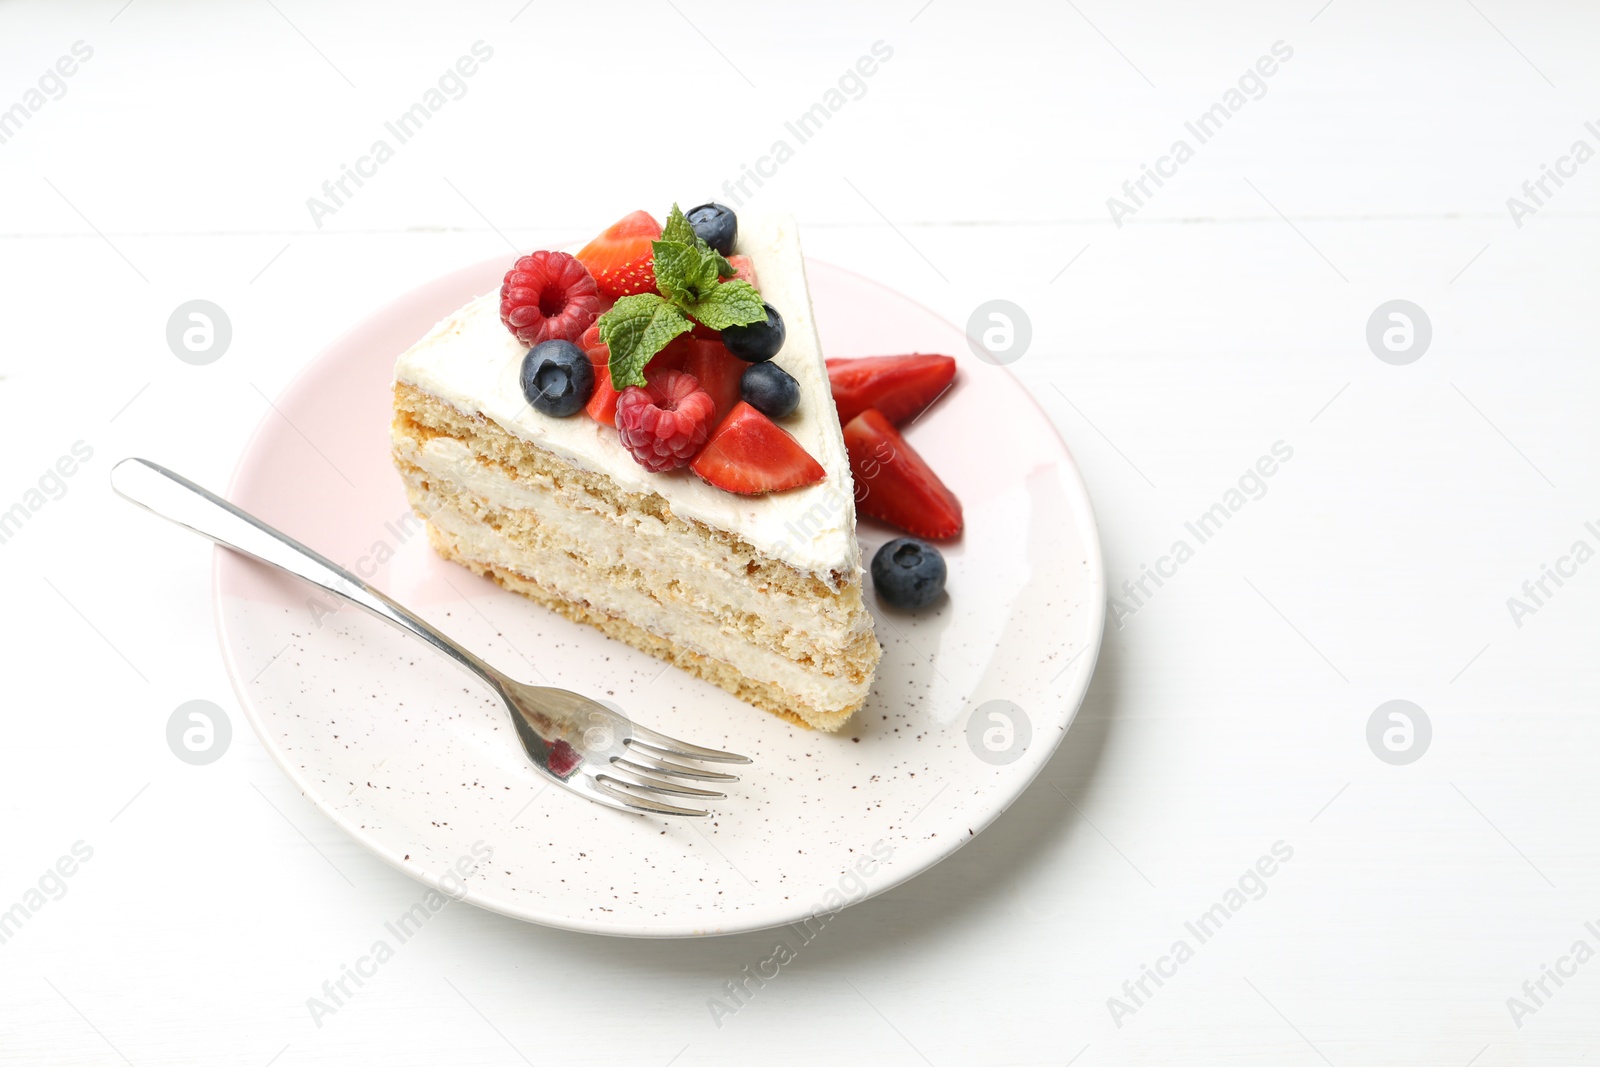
<box><xmin>681</xmin><ymin>338</ymin><xmax>745</xmax><ymax>423</ymax></box>
<box><xmin>843</xmin><ymin>408</ymin><xmax>962</xmax><ymax>539</ymax></box>
<box><xmin>576</xmin><ymin>210</ymin><xmax>661</xmax><ymax>299</ymax></box>
<box><xmin>691</xmin><ymin>402</ymin><xmax>826</xmax><ymax>494</ymax></box>
<box><xmin>828</xmin><ymin>354</ymin><xmax>956</xmax><ymax>427</ymax></box>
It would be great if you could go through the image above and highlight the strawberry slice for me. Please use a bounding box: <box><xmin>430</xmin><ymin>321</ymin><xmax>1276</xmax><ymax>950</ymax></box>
<box><xmin>827</xmin><ymin>354</ymin><xmax>956</xmax><ymax>427</ymax></box>
<box><xmin>843</xmin><ymin>408</ymin><xmax>963</xmax><ymax>539</ymax></box>
<box><xmin>580</xmin><ymin>325</ymin><xmax>620</xmax><ymax>425</ymax></box>
<box><xmin>652</xmin><ymin>333</ymin><xmax>696</xmax><ymax>373</ymax></box>
<box><xmin>576</xmin><ymin>210</ymin><xmax>661</xmax><ymax>299</ymax></box>
<box><xmin>691</xmin><ymin>402</ymin><xmax>826</xmax><ymax>494</ymax></box>
<box><xmin>586</xmin><ymin>373</ymin><xmax>622</xmax><ymax>425</ymax></box>
<box><xmin>724</xmin><ymin>254</ymin><xmax>759</xmax><ymax>290</ymax></box>
<box><xmin>579</xmin><ymin>324</ymin><xmax>608</xmax><ymax>368</ymax></box>
<box><xmin>681</xmin><ymin>338</ymin><xmax>745</xmax><ymax>423</ymax></box>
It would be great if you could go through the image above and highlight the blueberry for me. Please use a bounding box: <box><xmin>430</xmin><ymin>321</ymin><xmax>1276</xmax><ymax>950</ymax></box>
<box><xmin>871</xmin><ymin>538</ymin><xmax>947</xmax><ymax>610</ymax></box>
<box><xmin>686</xmin><ymin>202</ymin><xmax>737</xmax><ymax>255</ymax></box>
<box><xmin>739</xmin><ymin>362</ymin><xmax>800</xmax><ymax>418</ymax></box>
<box><xmin>722</xmin><ymin>303</ymin><xmax>785</xmax><ymax>363</ymax></box>
<box><xmin>520</xmin><ymin>339</ymin><xmax>593</xmax><ymax>417</ymax></box>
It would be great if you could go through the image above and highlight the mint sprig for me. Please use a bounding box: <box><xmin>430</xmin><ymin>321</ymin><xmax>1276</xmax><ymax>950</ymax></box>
<box><xmin>660</xmin><ymin>205</ymin><xmax>697</xmax><ymax>246</ymax></box>
<box><xmin>598</xmin><ymin>203</ymin><xmax>766</xmax><ymax>389</ymax></box>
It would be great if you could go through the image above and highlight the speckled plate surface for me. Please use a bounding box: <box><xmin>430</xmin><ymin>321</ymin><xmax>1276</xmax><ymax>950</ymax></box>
<box><xmin>215</xmin><ymin>252</ymin><xmax>1104</xmax><ymax>938</ymax></box>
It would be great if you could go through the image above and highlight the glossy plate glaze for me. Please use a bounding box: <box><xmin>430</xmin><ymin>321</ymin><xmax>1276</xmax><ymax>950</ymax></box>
<box><xmin>214</xmin><ymin>253</ymin><xmax>1104</xmax><ymax>937</ymax></box>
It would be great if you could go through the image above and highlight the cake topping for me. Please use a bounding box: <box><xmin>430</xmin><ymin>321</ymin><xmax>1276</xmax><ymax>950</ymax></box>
<box><xmin>597</xmin><ymin>204</ymin><xmax>766</xmax><ymax>389</ymax></box>
<box><xmin>721</xmin><ymin>302</ymin><xmax>786</xmax><ymax>363</ymax></box>
<box><xmin>614</xmin><ymin>369</ymin><xmax>716</xmax><ymax>472</ymax></box>
<box><xmin>723</xmin><ymin>254</ymin><xmax>758</xmax><ymax>290</ymax></box>
<box><xmin>499</xmin><ymin>251</ymin><xmax>601</xmax><ymax>346</ymax></box>
<box><xmin>686</xmin><ymin>202</ymin><xmax>738</xmax><ymax>254</ymax></box>
<box><xmin>679</xmin><ymin>338</ymin><xmax>745</xmax><ymax>424</ymax></box>
<box><xmin>843</xmin><ymin>408</ymin><xmax>963</xmax><ymax>539</ymax></box>
<box><xmin>578</xmin><ymin>325</ymin><xmax>621</xmax><ymax>425</ymax></box>
<box><xmin>575</xmin><ymin>210</ymin><xmax>663</xmax><ymax>298</ymax></box>
<box><xmin>740</xmin><ymin>361</ymin><xmax>800</xmax><ymax>418</ymax></box>
<box><xmin>519</xmin><ymin>339</ymin><xmax>594</xmax><ymax>417</ymax></box>
<box><xmin>691</xmin><ymin>402</ymin><xmax>826</xmax><ymax>495</ymax></box>
<box><xmin>493</xmin><ymin>205</ymin><xmax>828</xmax><ymax>497</ymax></box>
<box><xmin>870</xmin><ymin>538</ymin><xmax>948</xmax><ymax>610</ymax></box>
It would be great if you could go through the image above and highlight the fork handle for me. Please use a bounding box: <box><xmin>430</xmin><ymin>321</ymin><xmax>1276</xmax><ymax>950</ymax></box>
<box><xmin>111</xmin><ymin>457</ymin><xmax>502</xmax><ymax>685</ymax></box>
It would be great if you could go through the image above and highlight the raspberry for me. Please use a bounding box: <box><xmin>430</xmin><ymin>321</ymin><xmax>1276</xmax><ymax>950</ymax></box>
<box><xmin>499</xmin><ymin>251</ymin><xmax>601</xmax><ymax>346</ymax></box>
<box><xmin>614</xmin><ymin>370</ymin><xmax>716</xmax><ymax>472</ymax></box>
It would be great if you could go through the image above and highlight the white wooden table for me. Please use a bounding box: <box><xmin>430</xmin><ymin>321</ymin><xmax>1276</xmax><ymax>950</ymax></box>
<box><xmin>3</xmin><ymin>1</ymin><xmax>1598</xmax><ymax>1063</ymax></box>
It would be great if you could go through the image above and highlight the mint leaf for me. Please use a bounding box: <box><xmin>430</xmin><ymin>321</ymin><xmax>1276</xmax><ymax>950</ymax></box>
<box><xmin>686</xmin><ymin>279</ymin><xmax>765</xmax><ymax>331</ymax></box>
<box><xmin>598</xmin><ymin>294</ymin><xmax>693</xmax><ymax>389</ymax></box>
<box><xmin>650</xmin><ymin>240</ymin><xmax>694</xmax><ymax>303</ymax></box>
<box><xmin>655</xmin><ymin>203</ymin><xmax>741</xmax><ymax>297</ymax></box>
<box><xmin>652</xmin><ymin>238</ymin><xmax>723</xmax><ymax>306</ymax></box>
<box><xmin>660</xmin><ymin>203</ymin><xmax>696</xmax><ymax>246</ymax></box>
<box><xmin>650</xmin><ymin>240</ymin><xmax>700</xmax><ymax>304</ymax></box>
<box><xmin>688</xmin><ymin>248</ymin><xmax>722</xmax><ymax>294</ymax></box>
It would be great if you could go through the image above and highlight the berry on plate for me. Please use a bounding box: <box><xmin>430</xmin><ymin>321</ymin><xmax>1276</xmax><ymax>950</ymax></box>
<box><xmin>827</xmin><ymin>354</ymin><xmax>956</xmax><ymax>426</ymax></box>
<box><xmin>691</xmin><ymin>402</ymin><xmax>826</xmax><ymax>494</ymax></box>
<box><xmin>521</xmin><ymin>339</ymin><xmax>594</xmax><ymax>418</ymax></box>
<box><xmin>576</xmin><ymin>210</ymin><xmax>662</xmax><ymax>299</ymax></box>
<box><xmin>686</xmin><ymin>202</ymin><xmax>738</xmax><ymax>255</ymax></box>
<box><xmin>722</xmin><ymin>302</ymin><xmax>785</xmax><ymax>363</ymax></box>
<box><xmin>870</xmin><ymin>538</ymin><xmax>947</xmax><ymax>610</ymax></box>
<box><xmin>614</xmin><ymin>369</ymin><xmax>716</xmax><ymax>472</ymax></box>
<box><xmin>499</xmin><ymin>251</ymin><xmax>601</xmax><ymax>346</ymax></box>
<box><xmin>740</xmin><ymin>361</ymin><xmax>800</xmax><ymax>418</ymax></box>
<box><xmin>843</xmin><ymin>408</ymin><xmax>963</xmax><ymax>539</ymax></box>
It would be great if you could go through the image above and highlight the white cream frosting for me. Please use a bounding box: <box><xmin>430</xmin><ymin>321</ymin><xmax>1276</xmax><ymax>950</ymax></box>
<box><xmin>394</xmin><ymin>213</ymin><xmax>859</xmax><ymax>584</ymax></box>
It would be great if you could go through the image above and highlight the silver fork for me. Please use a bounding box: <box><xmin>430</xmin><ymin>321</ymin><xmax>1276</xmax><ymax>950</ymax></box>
<box><xmin>111</xmin><ymin>457</ymin><xmax>749</xmax><ymax>817</ymax></box>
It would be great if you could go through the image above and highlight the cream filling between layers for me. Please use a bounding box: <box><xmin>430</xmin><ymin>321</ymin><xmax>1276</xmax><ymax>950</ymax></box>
<box><xmin>396</xmin><ymin>433</ymin><xmax>870</xmax><ymax>656</ymax></box>
<box><xmin>393</xmin><ymin>213</ymin><xmax>858</xmax><ymax>586</ymax></box>
<box><xmin>420</xmin><ymin>500</ymin><xmax>870</xmax><ymax>712</ymax></box>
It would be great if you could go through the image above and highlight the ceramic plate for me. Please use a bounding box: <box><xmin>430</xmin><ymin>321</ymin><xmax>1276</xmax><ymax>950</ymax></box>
<box><xmin>214</xmin><ymin>252</ymin><xmax>1104</xmax><ymax>937</ymax></box>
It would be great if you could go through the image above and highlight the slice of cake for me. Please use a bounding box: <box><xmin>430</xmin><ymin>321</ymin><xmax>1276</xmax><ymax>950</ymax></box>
<box><xmin>391</xmin><ymin>206</ymin><xmax>879</xmax><ymax>730</ymax></box>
